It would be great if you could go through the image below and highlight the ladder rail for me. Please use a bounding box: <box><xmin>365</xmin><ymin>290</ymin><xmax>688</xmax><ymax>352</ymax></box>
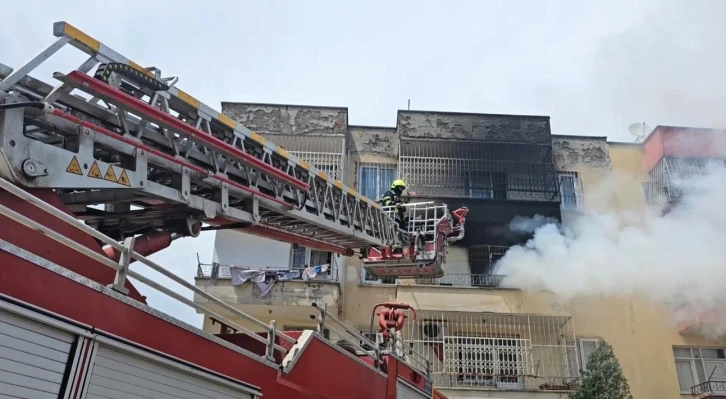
<box><xmin>0</xmin><ymin>21</ymin><xmax>400</xmax><ymax>251</ymax></box>
<box><xmin>0</xmin><ymin>175</ymin><xmax>295</xmax><ymax>358</ymax></box>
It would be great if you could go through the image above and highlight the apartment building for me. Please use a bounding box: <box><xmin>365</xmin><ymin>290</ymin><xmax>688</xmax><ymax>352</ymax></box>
<box><xmin>194</xmin><ymin>104</ymin><xmax>726</xmax><ymax>399</ymax></box>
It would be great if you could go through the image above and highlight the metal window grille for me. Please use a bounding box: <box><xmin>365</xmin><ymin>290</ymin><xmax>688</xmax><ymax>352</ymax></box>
<box><xmin>398</xmin><ymin>140</ymin><xmax>559</xmax><ymax>201</ymax></box>
<box><xmin>260</xmin><ymin>134</ymin><xmax>345</xmax><ymax>181</ymax></box>
<box><xmin>469</xmin><ymin>245</ymin><xmax>509</xmax><ymax>278</ymax></box>
<box><xmin>648</xmin><ymin>157</ymin><xmax>726</xmax><ymax>207</ymax></box>
<box><xmin>399</xmin><ymin>311</ymin><xmax>579</xmax><ymax>391</ymax></box>
<box><xmin>557</xmin><ymin>172</ymin><xmax>582</xmax><ymax>210</ymax></box>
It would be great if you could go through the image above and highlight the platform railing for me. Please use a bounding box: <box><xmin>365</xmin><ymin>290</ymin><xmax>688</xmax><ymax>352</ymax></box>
<box><xmin>381</xmin><ymin>202</ymin><xmax>446</xmax><ymax>236</ymax></box>
<box><xmin>0</xmin><ymin>176</ymin><xmax>295</xmax><ymax>362</ymax></box>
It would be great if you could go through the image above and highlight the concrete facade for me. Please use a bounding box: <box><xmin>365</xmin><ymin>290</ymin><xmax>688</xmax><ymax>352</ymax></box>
<box><xmin>221</xmin><ymin>102</ymin><xmax>347</xmax><ymax>136</ymax></box>
<box><xmin>347</xmin><ymin>125</ymin><xmax>398</xmax><ymax>156</ymax></box>
<box><xmin>397</xmin><ymin>111</ymin><xmax>552</xmax><ymax>144</ymax></box>
<box><xmin>194</xmin><ymin>103</ymin><xmax>726</xmax><ymax>399</ymax></box>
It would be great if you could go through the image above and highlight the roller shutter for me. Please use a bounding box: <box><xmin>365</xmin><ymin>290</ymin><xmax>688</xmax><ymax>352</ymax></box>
<box><xmin>397</xmin><ymin>379</ymin><xmax>429</xmax><ymax>399</ymax></box>
<box><xmin>0</xmin><ymin>310</ymin><xmax>75</xmax><ymax>399</ymax></box>
<box><xmin>86</xmin><ymin>344</ymin><xmax>256</xmax><ymax>399</ymax></box>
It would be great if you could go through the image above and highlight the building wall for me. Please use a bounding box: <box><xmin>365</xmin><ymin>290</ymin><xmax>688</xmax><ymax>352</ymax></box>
<box><xmin>397</xmin><ymin>111</ymin><xmax>552</xmax><ymax>145</ymax></box>
<box><xmin>552</xmin><ymin>135</ymin><xmax>613</xmax><ymax>211</ymax></box>
<box><xmin>213</xmin><ymin>230</ymin><xmax>291</xmax><ymax>267</ymax></box>
<box><xmin>348</xmin><ymin>125</ymin><xmax>398</xmax><ymax>157</ymax></box>
<box><xmin>197</xmin><ymin>105</ymin><xmax>726</xmax><ymax>398</ymax></box>
<box><xmin>221</xmin><ymin>102</ymin><xmax>348</xmax><ymax>137</ymax></box>
<box><xmin>608</xmin><ymin>142</ymin><xmax>648</xmax><ymax>211</ymax></box>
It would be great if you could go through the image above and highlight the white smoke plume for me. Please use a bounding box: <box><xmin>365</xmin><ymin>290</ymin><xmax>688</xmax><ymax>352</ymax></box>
<box><xmin>495</xmin><ymin>163</ymin><xmax>726</xmax><ymax>334</ymax></box>
<box><xmin>509</xmin><ymin>214</ymin><xmax>561</xmax><ymax>234</ymax></box>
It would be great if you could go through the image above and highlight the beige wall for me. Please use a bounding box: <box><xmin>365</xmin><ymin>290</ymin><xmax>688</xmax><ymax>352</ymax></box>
<box><xmin>608</xmin><ymin>143</ymin><xmax>648</xmax><ymax>211</ymax></box>
<box><xmin>195</xmin><ymin>137</ymin><xmax>726</xmax><ymax>399</ymax></box>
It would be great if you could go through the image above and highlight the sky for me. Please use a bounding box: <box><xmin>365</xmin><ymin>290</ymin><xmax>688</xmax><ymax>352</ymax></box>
<box><xmin>2</xmin><ymin>0</ymin><xmax>724</xmax><ymax>327</ymax></box>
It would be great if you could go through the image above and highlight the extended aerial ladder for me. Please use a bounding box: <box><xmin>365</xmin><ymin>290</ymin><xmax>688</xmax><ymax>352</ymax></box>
<box><xmin>0</xmin><ymin>21</ymin><xmax>467</xmax><ymax>279</ymax></box>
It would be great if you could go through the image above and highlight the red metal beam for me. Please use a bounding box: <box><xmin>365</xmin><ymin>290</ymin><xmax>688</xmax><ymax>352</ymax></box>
<box><xmin>62</xmin><ymin>71</ymin><xmax>309</xmax><ymax>192</ymax></box>
<box><xmin>51</xmin><ymin>108</ymin><xmax>293</xmax><ymax>210</ymax></box>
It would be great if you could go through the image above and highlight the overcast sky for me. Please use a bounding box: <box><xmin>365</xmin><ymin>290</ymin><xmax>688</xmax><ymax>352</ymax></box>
<box><xmin>2</xmin><ymin>0</ymin><xmax>724</xmax><ymax>326</ymax></box>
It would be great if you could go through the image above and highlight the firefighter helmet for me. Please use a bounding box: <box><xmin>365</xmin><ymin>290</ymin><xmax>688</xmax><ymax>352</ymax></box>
<box><xmin>391</xmin><ymin>179</ymin><xmax>406</xmax><ymax>190</ymax></box>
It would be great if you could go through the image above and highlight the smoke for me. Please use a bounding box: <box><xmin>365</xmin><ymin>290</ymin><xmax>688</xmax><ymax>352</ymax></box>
<box><xmin>495</xmin><ymin>163</ymin><xmax>726</xmax><ymax>334</ymax></box>
<box><xmin>509</xmin><ymin>215</ymin><xmax>561</xmax><ymax>234</ymax></box>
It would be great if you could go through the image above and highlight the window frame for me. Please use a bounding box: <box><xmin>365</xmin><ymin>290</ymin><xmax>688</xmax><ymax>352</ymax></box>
<box><xmin>557</xmin><ymin>171</ymin><xmax>583</xmax><ymax>210</ymax></box>
<box><xmin>445</xmin><ymin>335</ymin><xmax>527</xmax><ymax>389</ymax></box>
<box><xmin>289</xmin><ymin>245</ymin><xmax>333</xmax><ymax>277</ymax></box>
<box><xmin>578</xmin><ymin>338</ymin><xmax>600</xmax><ymax>371</ymax></box>
<box><xmin>356</xmin><ymin>163</ymin><xmax>397</xmax><ymax>201</ymax></box>
<box><xmin>673</xmin><ymin>346</ymin><xmax>726</xmax><ymax>393</ymax></box>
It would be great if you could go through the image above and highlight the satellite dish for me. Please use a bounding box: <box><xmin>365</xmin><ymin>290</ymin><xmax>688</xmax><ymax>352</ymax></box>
<box><xmin>628</xmin><ymin>122</ymin><xmax>652</xmax><ymax>143</ymax></box>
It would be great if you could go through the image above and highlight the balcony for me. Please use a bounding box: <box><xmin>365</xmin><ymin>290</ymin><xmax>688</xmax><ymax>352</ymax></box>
<box><xmin>194</xmin><ymin>262</ymin><xmax>341</xmax><ymax>323</ymax></box>
<box><xmin>412</xmin><ymin>274</ymin><xmax>506</xmax><ymax>288</ymax></box>
<box><xmin>692</xmin><ymin>381</ymin><xmax>726</xmax><ymax>398</ymax></box>
<box><xmin>397</xmin><ymin>311</ymin><xmax>579</xmax><ymax>391</ymax></box>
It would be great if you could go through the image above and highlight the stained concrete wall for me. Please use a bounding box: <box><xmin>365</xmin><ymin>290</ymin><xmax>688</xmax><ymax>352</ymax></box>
<box><xmin>397</xmin><ymin>111</ymin><xmax>552</xmax><ymax>144</ymax></box>
<box><xmin>221</xmin><ymin>102</ymin><xmax>348</xmax><ymax>137</ymax></box>
<box><xmin>552</xmin><ymin>135</ymin><xmax>614</xmax><ymax>214</ymax></box>
<box><xmin>552</xmin><ymin>135</ymin><xmax>611</xmax><ymax>171</ymax></box>
<box><xmin>347</xmin><ymin>125</ymin><xmax>398</xmax><ymax>156</ymax></box>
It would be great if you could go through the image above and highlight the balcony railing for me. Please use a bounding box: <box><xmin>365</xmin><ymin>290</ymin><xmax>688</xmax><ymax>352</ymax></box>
<box><xmin>692</xmin><ymin>380</ymin><xmax>726</xmax><ymax>396</ymax></box>
<box><xmin>396</xmin><ymin>311</ymin><xmax>579</xmax><ymax>391</ymax></box>
<box><xmin>413</xmin><ymin>274</ymin><xmax>506</xmax><ymax>288</ymax></box>
<box><xmin>197</xmin><ymin>262</ymin><xmax>339</xmax><ymax>283</ymax></box>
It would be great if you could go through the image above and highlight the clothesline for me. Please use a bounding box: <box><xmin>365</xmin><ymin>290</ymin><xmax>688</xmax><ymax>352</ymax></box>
<box><xmin>208</xmin><ymin>263</ymin><xmax>335</xmax><ymax>297</ymax></box>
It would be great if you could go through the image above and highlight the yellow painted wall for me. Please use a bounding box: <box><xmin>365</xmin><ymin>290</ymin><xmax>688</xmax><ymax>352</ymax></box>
<box><xmin>608</xmin><ymin>143</ymin><xmax>648</xmax><ymax>211</ymax></box>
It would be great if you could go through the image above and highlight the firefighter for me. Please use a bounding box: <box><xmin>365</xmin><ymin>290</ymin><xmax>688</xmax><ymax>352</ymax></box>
<box><xmin>381</xmin><ymin>179</ymin><xmax>409</xmax><ymax>231</ymax></box>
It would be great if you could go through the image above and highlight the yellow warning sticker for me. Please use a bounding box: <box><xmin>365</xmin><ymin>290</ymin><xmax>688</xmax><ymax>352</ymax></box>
<box><xmin>87</xmin><ymin>161</ymin><xmax>103</xmax><ymax>179</ymax></box>
<box><xmin>117</xmin><ymin>170</ymin><xmax>131</xmax><ymax>187</ymax></box>
<box><xmin>103</xmin><ymin>165</ymin><xmax>117</xmax><ymax>182</ymax></box>
<box><xmin>66</xmin><ymin>156</ymin><xmax>82</xmax><ymax>175</ymax></box>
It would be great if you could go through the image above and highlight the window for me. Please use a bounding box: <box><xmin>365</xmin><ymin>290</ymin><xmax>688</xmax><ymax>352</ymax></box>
<box><xmin>557</xmin><ymin>172</ymin><xmax>582</xmax><ymax>209</ymax></box>
<box><xmin>445</xmin><ymin>336</ymin><xmax>528</xmax><ymax>388</ymax></box>
<box><xmin>290</xmin><ymin>245</ymin><xmax>333</xmax><ymax>277</ymax></box>
<box><xmin>673</xmin><ymin>347</ymin><xmax>726</xmax><ymax>392</ymax></box>
<box><xmin>579</xmin><ymin>338</ymin><xmax>599</xmax><ymax>371</ymax></box>
<box><xmin>469</xmin><ymin>245</ymin><xmax>508</xmax><ymax>279</ymax></box>
<box><xmin>357</xmin><ymin>163</ymin><xmax>396</xmax><ymax>201</ymax></box>
<box><xmin>564</xmin><ymin>338</ymin><xmax>600</xmax><ymax>376</ymax></box>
